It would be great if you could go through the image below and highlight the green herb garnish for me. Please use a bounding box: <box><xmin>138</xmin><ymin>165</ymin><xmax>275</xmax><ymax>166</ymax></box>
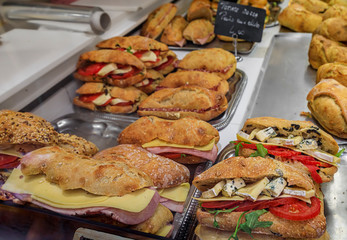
<box><xmin>181</xmin><ymin>154</ymin><xmax>187</xmax><ymax>158</ymax></box>
<box><xmin>249</xmin><ymin>144</ymin><xmax>268</xmax><ymax>157</ymax></box>
<box><xmin>126</xmin><ymin>46</ymin><xmax>132</xmax><ymax>53</ymax></box>
<box><xmin>208</xmin><ymin>206</ymin><xmax>239</xmax><ymax>228</ymax></box>
<box><xmin>336</xmin><ymin>148</ymin><xmax>345</xmax><ymax>157</ymax></box>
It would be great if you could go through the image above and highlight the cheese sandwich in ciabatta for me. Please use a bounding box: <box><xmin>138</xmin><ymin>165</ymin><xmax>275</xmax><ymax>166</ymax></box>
<box><xmin>74</xmin><ymin>49</ymin><xmax>146</xmax><ymax>88</ymax></box>
<box><xmin>193</xmin><ymin>156</ymin><xmax>326</xmax><ymax>239</ymax></box>
<box><xmin>235</xmin><ymin>116</ymin><xmax>341</xmax><ymax>183</ymax></box>
<box><xmin>93</xmin><ymin>144</ymin><xmax>190</xmax><ymax>213</ymax></box>
<box><xmin>118</xmin><ymin>116</ymin><xmax>220</xmax><ymax>164</ymax></box>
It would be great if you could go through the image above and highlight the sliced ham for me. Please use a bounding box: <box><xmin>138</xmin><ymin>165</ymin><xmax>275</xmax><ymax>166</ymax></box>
<box><xmin>175</xmin><ymin>39</ymin><xmax>186</xmax><ymax>47</ymax></box>
<box><xmin>160</xmin><ymin>196</ymin><xmax>185</xmax><ymax>213</ymax></box>
<box><xmin>146</xmin><ymin>144</ymin><xmax>218</xmax><ymax>162</ymax></box>
<box><xmin>195</xmin><ymin>33</ymin><xmax>213</xmax><ymax>45</ymax></box>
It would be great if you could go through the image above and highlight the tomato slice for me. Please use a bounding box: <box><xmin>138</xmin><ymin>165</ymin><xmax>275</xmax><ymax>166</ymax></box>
<box><xmin>79</xmin><ymin>93</ymin><xmax>103</xmax><ymax>103</ymax></box>
<box><xmin>305</xmin><ymin>164</ymin><xmax>323</xmax><ymax>184</ymax></box>
<box><xmin>110</xmin><ymin>68</ymin><xmax>137</xmax><ymax>79</ymax></box>
<box><xmin>99</xmin><ymin>98</ymin><xmax>113</xmax><ymax>107</ymax></box>
<box><xmin>159</xmin><ymin>153</ymin><xmax>182</xmax><ymax>159</ymax></box>
<box><xmin>154</xmin><ymin>56</ymin><xmax>175</xmax><ymax>71</ymax></box>
<box><xmin>0</xmin><ymin>154</ymin><xmax>19</xmax><ymax>165</ymax></box>
<box><xmin>77</xmin><ymin>63</ymin><xmax>106</xmax><ymax>76</ymax></box>
<box><xmin>269</xmin><ymin>197</ymin><xmax>321</xmax><ymax>221</ymax></box>
<box><xmin>113</xmin><ymin>101</ymin><xmax>133</xmax><ymax>106</ymax></box>
<box><xmin>0</xmin><ymin>160</ymin><xmax>20</xmax><ymax>169</ymax></box>
<box><xmin>201</xmin><ymin>201</ymin><xmax>240</xmax><ymax>209</ymax></box>
<box><xmin>268</xmin><ymin>149</ymin><xmax>301</xmax><ymax>158</ymax></box>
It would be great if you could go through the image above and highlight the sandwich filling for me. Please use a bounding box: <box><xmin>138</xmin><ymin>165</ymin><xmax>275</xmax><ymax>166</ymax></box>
<box><xmin>154</xmin><ymin>56</ymin><xmax>176</xmax><ymax>71</ymax></box>
<box><xmin>78</xmin><ymin>92</ymin><xmax>135</xmax><ymax>108</ymax></box>
<box><xmin>158</xmin><ymin>182</ymin><xmax>190</xmax><ymax>213</ymax></box>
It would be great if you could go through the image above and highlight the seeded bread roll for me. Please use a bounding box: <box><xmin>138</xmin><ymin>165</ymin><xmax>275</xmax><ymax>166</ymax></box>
<box><xmin>316</xmin><ymin>62</ymin><xmax>347</xmax><ymax>87</ymax></box>
<box><xmin>57</xmin><ymin>133</ymin><xmax>98</xmax><ymax>157</ymax></box>
<box><xmin>307</xmin><ymin>79</ymin><xmax>347</xmax><ymax>139</ymax></box>
<box><xmin>183</xmin><ymin>19</ymin><xmax>215</xmax><ymax>45</ymax></box>
<box><xmin>314</xmin><ymin>17</ymin><xmax>347</xmax><ymax>42</ymax></box>
<box><xmin>160</xmin><ymin>16</ymin><xmax>188</xmax><ymax>47</ymax></box>
<box><xmin>187</xmin><ymin>0</ymin><xmax>213</xmax><ymax>22</ymax></box>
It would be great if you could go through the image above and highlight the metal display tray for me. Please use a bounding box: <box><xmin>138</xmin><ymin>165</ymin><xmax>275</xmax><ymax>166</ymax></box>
<box><xmin>72</xmin><ymin>68</ymin><xmax>247</xmax><ymax>132</ymax></box>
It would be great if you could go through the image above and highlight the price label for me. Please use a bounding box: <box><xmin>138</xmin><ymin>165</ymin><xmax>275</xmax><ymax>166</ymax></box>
<box><xmin>214</xmin><ymin>1</ymin><xmax>266</xmax><ymax>42</ymax></box>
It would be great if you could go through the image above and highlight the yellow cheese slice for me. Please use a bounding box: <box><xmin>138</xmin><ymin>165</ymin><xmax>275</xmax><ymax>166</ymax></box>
<box><xmin>2</xmin><ymin>168</ymin><xmax>155</xmax><ymax>213</ymax></box>
<box><xmin>236</xmin><ymin>177</ymin><xmax>269</xmax><ymax>201</ymax></box>
<box><xmin>0</xmin><ymin>149</ymin><xmax>22</xmax><ymax>157</ymax></box>
<box><xmin>142</xmin><ymin>138</ymin><xmax>215</xmax><ymax>151</ymax></box>
<box><xmin>157</xmin><ymin>183</ymin><xmax>190</xmax><ymax>202</ymax></box>
<box><xmin>155</xmin><ymin>224</ymin><xmax>172</xmax><ymax>237</ymax></box>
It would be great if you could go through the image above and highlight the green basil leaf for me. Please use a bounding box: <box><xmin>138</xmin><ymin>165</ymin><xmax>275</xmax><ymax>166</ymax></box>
<box><xmin>256</xmin><ymin>144</ymin><xmax>268</xmax><ymax>157</ymax></box>
<box><xmin>336</xmin><ymin>148</ymin><xmax>345</xmax><ymax>157</ymax></box>
<box><xmin>126</xmin><ymin>46</ymin><xmax>132</xmax><ymax>53</ymax></box>
<box><xmin>181</xmin><ymin>153</ymin><xmax>187</xmax><ymax>158</ymax></box>
<box><xmin>230</xmin><ymin>211</ymin><xmax>247</xmax><ymax>239</ymax></box>
<box><xmin>208</xmin><ymin>206</ymin><xmax>239</xmax><ymax>229</ymax></box>
<box><xmin>235</xmin><ymin>142</ymin><xmax>242</xmax><ymax>156</ymax></box>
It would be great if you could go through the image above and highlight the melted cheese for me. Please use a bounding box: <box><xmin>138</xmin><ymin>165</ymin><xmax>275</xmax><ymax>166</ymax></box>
<box><xmin>142</xmin><ymin>138</ymin><xmax>215</xmax><ymax>151</ymax></box>
<box><xmin>2</xmin><ymin>168</ymin><xmax>155</xmax><ymax>213</ymax></box>
<box><xmin>157</xmin><ymin>183</ymin><xmax>190</xmax><ymax>202</ymax></box>
<box><xmin>0</xmin><ymin>149</ymin><xmax>22</xmax><ymax>157</ymax></box>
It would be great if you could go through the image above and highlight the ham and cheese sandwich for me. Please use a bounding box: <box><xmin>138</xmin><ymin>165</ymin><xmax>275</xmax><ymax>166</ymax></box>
<box><xmin>160</xmin><ymin>16</ymin><xmax>188</xmax><ymax>47</ymax></box>
<box><xmin>193</xmin><ymin>156</ymin><xmax>326</xmax><ymax>239</ymax></box>
<box><xmin>117</xmin><ymin>116</ymin><xmax>220</xmax><ymax>164</ymax></box>
<box><xmin>187</xmin><ymin>0</ymin><xmax>213</xmax><ymax>22</ymax></box>
<box><xmin>177</xmin><ymin>48</ymin><xmax>237</xmax><ymax>80</ymax></box>
<box><xmin>93</xmin><ymin>144</ymin><xmax>191</xmax><ymax>213</ymax></box>
<box><xmin>74</xmin><ymin>49</ymin><xmax>146</xmax><ymax>88</ymax></box>
<box><xmin>235</xmin><ymin>117</ymin><xmax>341</xmax><ymax>183</ymax></box>
<box><xmin>183</xmin><ymin>19</ymin><xmax>215</xmax><ymax>46</ymax></box>
<box><xmin>2</xmin><ymin>146</ymin><xmax>161</xmax><ymax>226</ymax></box>
<box><xmin>96</xmin><ymin>36</ymin><xmax>169</xmax><ymax>69</ymax></box>
<box><xmin>137</xmin><ymin>86</ymin><xmax>228</xmax><ymax>121</ymax></box>
<box><xmin>73</xmin><ymin>82</ymin><xmax>147</xmax><ymax>113</ymax></box>
<box><xmin>157</xmin><ymin>70</ymin><xmax>229</xmax><ymax>96</ymax></box>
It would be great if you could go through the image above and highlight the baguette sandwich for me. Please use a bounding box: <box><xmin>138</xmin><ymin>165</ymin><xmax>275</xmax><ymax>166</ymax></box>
<box><xmin>235</xmin><ymin>117</ymin><xmax>341</xmax><ymax>183</ymax></box>
<box><xmin>73</xmin><ymin>49</ymin><xmax>146</xmax><ymax>88</ymax></box>
<box><xmin>160</xmin><ymin>16</ymin><xmax>188</xmax><ymax>47</ymax></box>
<box><xmin>137</xmin><ymin>85</ymin><xmax>228</xmax><ymax>121</ymax></box>
<box><xmin>93</xmin><ymin>144</ymin><xmax>191</xmax><ymax>213</ymax></box>
<box><xmin>73</xmin><ymin>82</ymin><xmax>147</xmax><ymax>113</ymax></box>
<box><xmin>183</xmin><ymin>19</ymin><xmax>215</xmax><ymax>46</ymax></box>
<box><xmin>193</xmin><ymin>156</ymin><xmax>326</xmax><ymax>239</ymax></box>
<box><xmin>96</xmin><ymin>36</ymin><xmax>170</xmax><ymax>69</ymax></box>
<box><xmin>117</xmin><ymin>116</ymin><xmax>220</xmax><ymax>164</ymax></box>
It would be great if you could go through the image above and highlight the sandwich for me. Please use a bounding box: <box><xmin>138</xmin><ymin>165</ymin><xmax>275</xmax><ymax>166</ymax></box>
<box><xmin>235</xmin><ymin>116</ymin><xmax>341</xmax><ymax>183</ymax></box>
<box><xmin>322</xmin><ymin>4</ymin><xmax>347</xmax><ymax>20</ymax></box>
<box><xmin>187</xmin><ymin>0</ymin><xmax>213</xmax><ymax>22</ymax></box>
<box><xmin>160</xmin><ymin>16</ymin><xmax>188</xmax><ymax>47</ymax></box>
<box><xmin>313</xmin><ymin>17</ymin><xmax>347</xmax><ymax>42</ymax></box>
<box><xmin>152</xmin><ymin>50</ymin><xmax>178</xmax><ymax>75</ymax></box>
<box><xmin>73</xmin><ymin>82</ymin><xmax>147</xmax><ymax>113</ymax></box>
<box><xmin>291</xmin><ymin>0</ymin><xmax>329</xmax><ymax>15</ymax></box>
<box><xmin>316</xmin><ymin>62</ymin><xmax>347</xmax><ymax>87</ymax></box>
<box><xmin>141</xmin><ymin>3</ymin><xmax>177</xmax><ymax>40</ymax></box>
<box><xmin>96</xmin><ymin>36</ymin><xmax>170</xmax><ymax>69</ymax></box>
<box><xmin>157</xmin><ymin>70</ymin><xmax>229</xmax><ymax>96</ymax></box>
<box><xmin>137</xmin><ymin>85</ymin><xmax>228</xmax><ymax>121</ymax></box>
<box><xmin>117</xmin><ymin>116</ymin><xmax>220</xmax><ymax>164</ymax></box>
<box><xmin>93</xmin><ymin>144</ymin><xmax>191</xmax><ymax>213</ymax></box>
<box><xmin>193</xmin><ymin>156</ymin><xmax>326</xmax><ymax>239</ymax></box>
<box><xmin>133</xmin><ymin>69</ymin><xmax>164</xmax><ymax>95</ymax></box>
<box><xmin>183</xmin><ymin>19</ymin><xmax>215</xmax><ymax>46</ymax></box>
<box><xmin>177</xmin><ymin>48</ymin><xmax>237</xmax><ymax>81</ymax></box>
<box><xmin>56</xmin><ymin>133</ymin><xmax>98</xmax><ymax>157</ymax></box>
<box><xmin>73</xmin><ymin>49</ymin><xmax>146</xmax><ymax>88</ymax></box>
<box><xmin>1</xmin><ymin>146</ymin><xmax>160</xmax><ymax>226</ymax></box>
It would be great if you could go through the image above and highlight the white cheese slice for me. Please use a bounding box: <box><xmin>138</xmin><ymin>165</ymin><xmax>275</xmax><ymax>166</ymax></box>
<box><xmin>237</xmin><ymin>131</ymin><xmax>250</xmax><ymax>140</ymax></box>
<box><xmin>267</xmin><ymin>136</ymin><xmax>303</xmax><ymax>146</ymax></box>
<box><xmin>110</xmin><ymin>98</ymin><xmax>128</xmax><ymax>105</ymax></box>
<box><xmin>236</xmin><ymin>177</ymin><xmax>270</xmax><ymax>201</ymax></box>
<box><xmin>156</xmin><ymin>56</ymin><xmax>168</xmax><ymax>66</ymax></box>
<box><xmin>256</xmin><ymin>127</ymin><xmax>277</xmax><ymax>142</ymax></box>
<box><xmin>92</xmin><ymin>93</ymin><xmax>112</xmax><ymax>106</ymax></box>
<box><xmin>139</xmin><ymin>51</ymin><xmax>157</xmax><ymax>62</ymax></box>
<box><xmin>283</xmin><ymin>187</ymin><xmax>315</xmax><ymax>198</ymax></box>
<box><xmin>305</xmin><ymin>149</ymin><xmax>336</xmax><ymax>163</ymax></box>
<box><xmin>112</xmin><ymin>66</ymin><xmax>132</xmax><ymax>74</ymax></box>
<box><xmin>194</xmin><ymin>194</ymin><xmax>312</xmax><ymax>203</ymax></box>
<box><xmin>97</xmin><ymin>63</ymin><xmax>117</xmax><ymax>76</ymax></box>
<box><xmin>202</xmin><ymin>180</ymin><xmax>225</xmax><ymax>199</ymax></box>
<box><xmin>134</xmin><ymin>79</ymin><xmax>150</xmax><ymax>87</ymax></box>
<box><xmin>262</xmin><ymin>177</ymin><xmax>287</xmax><ymax>197</ymax></box>
<box><xmin>222</xmin><ymin>178</ymin><xmax>246</xmax><ymax>197</ymax></box>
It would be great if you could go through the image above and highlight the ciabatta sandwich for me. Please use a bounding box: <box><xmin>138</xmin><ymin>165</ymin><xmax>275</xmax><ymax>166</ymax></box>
<box><xmin>152</xmin><ymin>50</ymin><xmax>178</xmax><ymax>75</ymax></box>
<box><xmin>93</xmin><ymin>144</ymin><xmax>191</xmax><ymax>213</ymax></box>
<box><xmin>160</xmin><ymin>16</ymin><xmax>188</xmax><ymax>47</ymax></box>
<box><xmin>73</xmin><ymin>49</ymin><xmax>146</xmax><ymax>88</ymax></box>
<box><xmin>187</xmin><ymin>0</ymin><xmax>213</xmax><ymax>22</ymax></box>
<box><xmin>183</xmin><ymin>19</ymin><xmax>215</xmax><ymax>46</ymax></box>
<box><xmin>235</xmin><ymin>117</ymin><xmax>341</xmax><ymax>183</ymax></box>
<box><xmin>193</xmin><ymin>156</ymin><xmax>326</xmax><ymax>239</ymax></box>
<box><xmin>117</xmin><ymin>116</ymin><xmax>220</xmax><ymax>164</ymax></box>
<box><xmin>133</xmin><ymin>69</ymin><xmax>164</xmax><ymax>95</ymax></box>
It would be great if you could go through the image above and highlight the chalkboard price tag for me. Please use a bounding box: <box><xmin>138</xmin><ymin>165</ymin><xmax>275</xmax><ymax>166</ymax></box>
<box><xmin>214</xmin><ymin>1</ymin><xmax>266</xmax><ymax>42</ymax></box>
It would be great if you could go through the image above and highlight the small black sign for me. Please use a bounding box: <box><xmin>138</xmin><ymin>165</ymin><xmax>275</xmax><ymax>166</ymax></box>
<box><xmin>214</xmin><ymin>1</ymin><xmax>266</xmax><ymax>42</ymax></box>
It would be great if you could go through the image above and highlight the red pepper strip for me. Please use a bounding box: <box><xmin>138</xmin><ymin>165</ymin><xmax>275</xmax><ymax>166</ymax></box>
<box><xmin>305</xmin><ymin>164</ymin><xmax>323</xmax><ymax>184</ymax></box>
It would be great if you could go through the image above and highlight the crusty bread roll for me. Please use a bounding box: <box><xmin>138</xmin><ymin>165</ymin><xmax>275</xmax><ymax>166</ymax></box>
<box><xmin>187</xmin><ymin>0</ymin><xmax>213</xmax><ymax>22</ymax></box>
<box><xmin>307</xmin><ymin>79</ymin><xmax>347</xmax><ymax>138</ymax></box>
<box><xmin>278</xmin><ymin>3</ymin><xmax>322</xmax><ymax>32</ymax></box>
<box><xmin>153</xmin><ymin>50</ymin><xmax>177</xmax><ymax>75</ymax></box>
<box><xmin>134</xmin><ymin>69</ymin><xmax>164</xmax><ymax>95</ymax></box>
<box><xmin>328</xmin><ymin>0</ymin><xmax>347</xmax><ymax>7</ymax></box>
<box><xmin>291</xmin><ymin>0</ymin><xmax>329</xmax><ymax>14</ymax></box>
<box><xmin>323</xmin><ymin>4</ymin><xmax>347</xmax><ymax>20</ymax></box>
<box><xmin>183</xmin><ymin>19</ymin><xmax>215</xmax><ymax>45</ymax></box>
<box><xmin>316</xmin><ymin>62</ymin><xmax>347</xmax><ymax>87</ymax></box>
<box><xmin>141</xmin><ymin>3</ymin><xmax>177</xmax><ymax>39</ymax></box>
<box><xmin>308</xmin><ymin>34</ymin><xmax>347</xmax><ymax>69</ymax></box>
<box><xmin>137</xmin><ymin>86</ymin><xmax>228</xmax><ymax>121</ymax></box>
<box><xmin>160</xmin><ymin>16</ymin><xmax>188</xmax><ymax>47</ymax></box>
<box><xmin>20</xmin><ymin>146</ymin><xmax>153</xmax><ymax>197</ymax></box>
<box><xmin>57</xmin><ymin>133</ymin><xmax>98</xmax><ymax>157</ymax></box>
<box><xmin>314</xmin><ymin>17</ymin><xmax>347</xmax><ymax>42</ymax></box>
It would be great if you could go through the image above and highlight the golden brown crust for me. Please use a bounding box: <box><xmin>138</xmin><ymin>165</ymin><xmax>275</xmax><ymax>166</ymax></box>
<box><xmin>135</xmin><ymin>69</ymin><xmax>164</xmax><ymax>94</ymax></box>
<box><xmin>57</xmin><ymin>133</ymin><xmax>98</xmax><ymax>157</ymax></box>
<box><xmin>183</xmin><ymin>19</ymin><xmax>215</xmax><ymax>45</ymax></box>
<box><xmin>118</xmin><ymin>116</ymin><xmax>220</xmax><ymax>146</ymax></box>
<box><xmin>0</xmin><ymin>110</ymin><xmax>58</xmax><ymax>147</ymax></box>
<box><xmin>159</xmin><ymin>71</ymin><xmax>229</xmax><ymax>96</ymax></box>
<box><xmin>217</xmin><ymin>35</ymin><xmax>246</xmax><ymax>42</ymax></box>
<box><xmin>240</xmin><ymin>116</ymin><xmax>339</xmax><ymax>154</ymax></box>
<box><xmin>314</xmin><ymin>17</ymin><xmax>347</xmax><ymax>42</ymax></box>
<box><xmin>20</xmin><ymin>146</ymin><xmax>153</xmax><ymax>197</ymax></box>
<box><xmin>307</xmin><ymin>79</ymin><xmax>347</xmax><ymax>138</ymax></box>
<box><xmin>308</xmin><ymin>34</ymin><xmax>347</xmax><ymax>69</ymax></box>
<box><xmin>160</xmin><ymin>16</ymin><xmax>188</xmax><ymax>47</ymax></box>
<box><xmin>322</xmin><ymin>4</ymin><xmax>347</xmax><ymax>20</ymax></box>
<box><xmin>193</xmin><ymin>156</ymin><xmax>315</xmax><ymax>192</ymax></box>
<box><xmin>316</xmin><ymin>62</ymin><xmax>347</xmax><ymax>87</ymax></box>
<box><xmin>278</xmin><ymin>3</ymin><xmax>322</xmax><ymax>33</ymax></box>
<box><xmin>155</xmin><ymin>50</ymin><xmax>177</xmax><ymax>75</ymax></box>
<box><xmin>141</xmin><ymin>3</ymin><xmax>177</xmax><ymax>39</ymax></box>
<box><xmin>93</xmin><ymin>144</ymin><xmax>190</xmax><ymax>189</ymax></box>
<box><xmin>291</xmin><ymin>0</ymin><xmax>329</xmax><ymax>15</ymax></box>
<box><xmin>137</xmin><ymin>86</ymin><xmax>228</xmax><ymax>121</ymax></box>
<box><xmin>187</xmin><ymin>0</ymin><xmax>213</xmax><ymax>22</ymax></box>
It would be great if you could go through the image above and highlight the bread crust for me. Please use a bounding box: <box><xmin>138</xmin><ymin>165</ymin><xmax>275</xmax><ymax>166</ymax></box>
<box><xmin>57</xmin><ymin>133</ymin><xmax>98</xmax><ymax>157</ymax></box>
<box><xmin>193</xmin><ymin>156</ymin><xmax>315</xmax><ymax>192</ymax></box>
<box><xmin>177</xmin><ymin>48</ymin><xmax>237</xmax><ymax>80</ymax></box>
<box><xmin>93</xmin><ymin>144</ymin><xmax>190</xmax><ymax>189</ymax></box>
<box><xmin>316</xmin><ymin>62</ymin><xmax>347</xmax><ymax>87</ymax></box>
<box><xmin>159</xmin><ymin>71</ymin><xmax>229</xmax><ymax>96</ymax></box>
<box><xmin>187</xmin><ymin>0</ymin><xmax>213</xmax><ymax>22</ymax></box>
<box><xmin>307</xmin><ymin>79</ymin><xmax>347</xmax><ymax>138</ymax></box>
<box><xmin>322</xmin><ymin>4</ymin><xmax>347</xmax><ymax>20</ymax></box>
<box><xmin>20</xmin><ymin>146</ymin><xmax>153</xmax><ymax>197</ymax></box>
<box><xmin>183</xmin><ymin>19</ymin><xmax>215</xmax><ymax>45</ymax></box>
<box><xmin>135</xmin><ymin>69</ymin><xmax>164</xmax><ymax>94</ymax></box>
<box><xmin>278</xmin><ymin>3</ymin><xmax>322</xmax><ymax>33</ymax></box>
<box><xmin>291</xmin><ymin>0</ymin><xmax>329</xmax><ymax>15</ymax></box>
<box><xmin>160</xmin><ymin>16</ymin><xmax>188</xmax><ymax>47</ymax></box>
<box><xmin>154</xmin><ymin>50</ymin><xmax>177</xmax><ymax>75</ymax></box>
<box><xmin>141</xmin><ymin>3</ymin><xmax>177</xmax><ymax>39</ymax></box>
<box><xmin>137</xmin><ymin>86</ymin><xmax>228</xmax><ymax>121</ymax></box>
<box><xmin>308</xmin><ymin>34</ymin><xmax>347</xmax><ymax>70</ymax></box>
<box><xmin>314</xmin><ymin>17</ymin><xmax>347</xmax><ymax>42</ymax></box>
<box><xmin>118</xmin><ymin>116</ymin><xmax>220</xmax><ymax>146</ymax></box>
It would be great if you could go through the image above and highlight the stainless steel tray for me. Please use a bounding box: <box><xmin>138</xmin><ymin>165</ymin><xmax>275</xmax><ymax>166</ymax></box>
<box><xmin>73</xmin><ymin>69</ymin><xmax>247</xmax><ymax>131</ymax></box>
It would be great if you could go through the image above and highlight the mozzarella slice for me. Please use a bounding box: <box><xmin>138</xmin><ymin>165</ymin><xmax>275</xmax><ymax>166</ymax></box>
<box><xmin>134</xmin><ymin>79</ymin><xmax>150</xmax><ymax>87</ymax></box>
<box><xmin>139</xmin><ymin>51</ymin><xmax>157</xmax><ymax>62</ymax></box>
<box><xmin>262</xmin><ymin>177</ymin><xmax>287</xmax><ymax>197</ymax></box>
<box><xmin>201</xmin><ymin>180</ymin><xmax>225</xmax><ymax>199</ymax></box>
<box><xmin>112</xmin><ymin>66</ymin><xmax>132</xmax><ymax>74</ymax></box>
<box><xmin>236</xmin><ymin>177</ymin><xmax>270</xmax><ymax>201</ymax></box>
<box><xmin>110</xmin><ymin>98</ymin><xmax>129</xmax><ymax>105</ymax></box>
<box><xmin>222</xmin><ymin>178</ymin><xmax>246</xmax><ymax>197</ymax></box>
<box><xmin>256</xmin><ymin>127</ymin><xmax>277</xmax><ymax>142</ymax></box>
<box><xmin>156</xmin><ymin>56</ymin><xmax>168</xmax><ymax>66</ymax></box>
<box><xmin>92</xmin><ymin>93</ymin><xmax>112</xmax><ymax>106</ymax></box>
<box><xmin>97</xmin><ymin>63</ymin><xmax>117</xmax><ymax>76</ymax></box>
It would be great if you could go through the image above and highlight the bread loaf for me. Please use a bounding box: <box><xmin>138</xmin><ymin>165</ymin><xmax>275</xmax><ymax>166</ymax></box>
<box><xmin>316</xmin><ymin>62</ymin><xmax>347</xmax><ymax>87</ymax></box>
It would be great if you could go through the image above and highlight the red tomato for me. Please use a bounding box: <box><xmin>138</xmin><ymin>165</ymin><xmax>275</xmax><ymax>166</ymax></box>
<box><xmin>0</xmin><ymin>160</ymin><xmax>20</xmax><ymax>169</ymax></box>
<box><xmin>110</xmin><ymin>68</ymin><xmax>136</xmax><ymax>79</ymax></box>
<box><xmin>154</xmin><ymin>56</ymin><xmax>175</xmax><ymax>71</ymax></box>
<box><xmin>268</xmin><ymin>149</ymin><xmax>301</xmax><ymax>158</ymax></box>
<box><xmin>291</xmin><ymin>155</ymin><xmax>331</xmax><ymax>168</ymax></box>
<box><xmin>201</xmin><ymin>201</ymin><xmax>239</xmax><ymax>209</ymax></box>
<box><xmin>305</xmin><ymin>164</ymin><xmax>323</xmax><ymax>184</ymax></box>
<box><xmin>79</xmin><ymin>93</ymin><xmax>103</xmax><ymax>103</ymax></box>
<box><xmin>159</xmin><ymin>153</ymin><xmax>182</xmax><ymax>159</ymax></box>
<box><xmin>269</xmin><ymin>197</ymin><xmax>321</xmax><ymax>221</ymax></box>
<box><xmin>77</xmin><ymin>63</ymin><xmax>106</xmax><ymax>76</ymax></box>
<box><xmin>236</xmin><ymin>142</ymin><xmax>279</xmax><ymax>150</ymax></box>
<box><xmin>113</xmin><ymin>101</ymin><xmax>133</xmax><ymax>106</ymax></box>
<box><xmin>0</xmin><ymin>154</ymin><xmax>19</xmax><ymax>165</ymax></box>
<box><xmin>99</xmin><ymin>98</ymin><xmax>113</xmax><ymax>107</ymax></box>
